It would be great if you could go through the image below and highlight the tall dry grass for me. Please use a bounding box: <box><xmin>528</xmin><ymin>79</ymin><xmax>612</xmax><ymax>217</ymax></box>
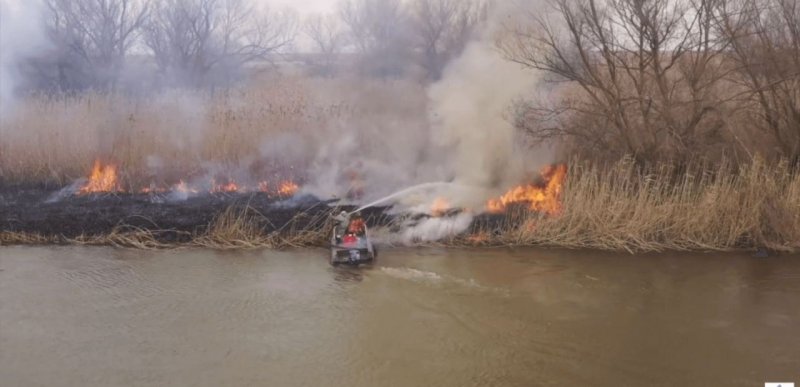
<box><xmin>191</xmin><ymin>206</ymin><xmax>330</xmax><ymax>249</ymax></box>
<box><xmin>492</xmin><ymin>158</ymin><xmax>800</xmax><ymax>252</ymax></box>
<box><xmin>0</xmin><ymin>76</ymin><xmax>426</xmax><ymax>187</ymax></box>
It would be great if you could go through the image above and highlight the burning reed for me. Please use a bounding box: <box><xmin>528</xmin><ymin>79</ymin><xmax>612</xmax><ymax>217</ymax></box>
<box><xmin>479</xmin><ymin>158</ymin><xmax>800</xmax><ymax>253</ymax></box>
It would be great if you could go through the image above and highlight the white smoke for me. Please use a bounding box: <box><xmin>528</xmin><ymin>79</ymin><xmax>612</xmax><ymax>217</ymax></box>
<box><xmin>0</xmin><ymin>0</ymin><xmax>48</xmax><ymax>120</ymax></box>
<box><xmin>399</xmin><ymin>212</ymin><xmax>475</xmax><ymax>243</ymax></box>
<box><xmin>374</xmin><ymin>2</ymin><xmax>538</xmax><ymax>239</ymax></box>
<box><xmin>359</xmin><ymin>2</ymin><xmax>551</xmax><ymax>242</ymax></box>
<box><xmin>425</xmin><ymin>1</ymin><xmax>549</xmax><ymax>208</ymax></box>
<box><xmin>300</xmin><ymin>2</ymin><xmax>549</xmax><ymax>208</ymax></box>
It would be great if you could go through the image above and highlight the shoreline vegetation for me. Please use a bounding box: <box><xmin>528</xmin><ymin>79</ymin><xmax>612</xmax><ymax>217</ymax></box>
<box><xmin>2</xmin><ymin>158</ymin><xmax>798</xmax><ymax>253</ymax></box>
<box><xmin>2</xmin><ymin>0</ymin><xmax>799</xmax><ymax>255</ymax></box>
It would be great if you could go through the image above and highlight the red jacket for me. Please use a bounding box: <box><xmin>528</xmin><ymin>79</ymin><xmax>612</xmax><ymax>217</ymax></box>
<box><xmin>347</xmin><ymin>219</ymin><xmax>365</xmax><ymax>234</ymax></box>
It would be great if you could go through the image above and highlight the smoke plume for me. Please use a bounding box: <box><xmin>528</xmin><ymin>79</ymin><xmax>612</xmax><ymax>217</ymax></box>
<box><xmin>388</xmin><ymin>2</ymin><xmax>549</xmax><ymax>207</ymax></box>
<box><xmin>357</xmin><ymin>1</ymin><xmax>550</xmax><ymax>241</ymax></box>
<box><xmin>0</xmin><ymin>0</ymin><xmax>47</xmax><ymax>120</ymax></box>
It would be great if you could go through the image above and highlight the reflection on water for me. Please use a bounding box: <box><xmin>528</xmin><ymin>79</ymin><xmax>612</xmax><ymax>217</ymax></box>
<box><xmin>1</xmin><ymin>246</ymin><xmax>798</xmax><ymax>387</ymax></box>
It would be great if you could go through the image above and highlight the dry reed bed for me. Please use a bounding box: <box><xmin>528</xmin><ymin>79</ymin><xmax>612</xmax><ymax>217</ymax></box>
<box><xmin>0</xmin><ymin>87</ymin><xmax>321</xmax><ymax>185</ymax></box>
<box><xmin>487</xmin><ymin>158</ymin><xmax>800</xmax><ymax>253</ymax></box>
<box><xmin>0</xmin><ymin>77</ymin><xmax>425</xmax><ymax>186</ymax></box>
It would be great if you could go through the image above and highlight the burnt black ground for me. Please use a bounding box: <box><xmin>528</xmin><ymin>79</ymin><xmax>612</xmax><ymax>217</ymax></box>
<box><xmin>0</xmin><ymin>187</ymin><xmax>392</xmax><ymax>242</ymax></box>
<box><xmin>0</xmin><ymin>185</ymin><xmax>516</xmax><ymax>243</ymax></box>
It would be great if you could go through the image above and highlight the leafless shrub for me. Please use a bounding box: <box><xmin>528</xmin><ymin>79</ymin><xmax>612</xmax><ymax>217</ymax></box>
<box><xmin>714</xmin><ymin>0</ymin><xmax>800</xmax><ymax>162</ymax></box>
<box><xmin>499</xmin><ymin>0</ymin><xmax>739</xmax><ymax>164</ymax></box>
<box><xmin>39</xmin><ymin>0</ymin><xmax>150</xmax><ymax>91</ymax></box>
<box><xmin>409</xmin><ymin>0</ymin><xmax>484</xmax><ymax>81</ymax></box>
<box><xmin>144</xmin><ymin>0</ymin><xmax>298</xmax><ymax>88</ymax></box>
<box><xmin>338</xmin><ymin>0</ymin><xmax>413</xmax><ymax>78</ymax></box>
<box><xmin>499</xmin><ymin>0</ymin><xmax>800</xmax><ymax>165</ymax></box>
<box><xmin>304</xmin><ymin>12</ymin><xmax>346</xmax><ymax>77</ymax></box>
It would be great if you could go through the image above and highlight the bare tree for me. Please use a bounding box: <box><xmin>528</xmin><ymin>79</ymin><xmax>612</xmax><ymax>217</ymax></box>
<box><xmin>409</xmin><ymin>0</ymin><xmax>483</xmax><ymax>81</ymax></box>
<box><xmin>499</xmin><ymin>0</ymin><xmax>733</xmax><ymax>163</ymax></box>
<box><xmin>145</xmin><ymin>0</ymin><xmax>297</xmax><ymax>88</ymax></box>
<box><xmin>339</xmin><ymin>0</ymin><xmax>413</xmax><ymax>78</ymax></box>
<box><xmin>143</xmin><ymin>0</ymin><xmax>213</xmax><ymax>87</ymax></box>
<box><xmin>304</xmin><ymin>12</ymin><xmax>345</xmax><ymax>77</ymax></box>
<box><xmin>715</xmin><ymin>0</ymin><xmax>800</xmax><ymax>161</ymax></box>
<box><xmin>43</xmin><ymin>0</ymin><xmax>150</xmax><ymax>90</ymax></box>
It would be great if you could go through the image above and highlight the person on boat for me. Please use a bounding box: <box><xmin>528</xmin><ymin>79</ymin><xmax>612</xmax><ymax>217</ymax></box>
<box><xmin>346</xmin><ymin>212</ymin><xmax>366</xmax><ymax>236</ymax></box>
<box><xmin>333</xmin><ymin>210</ymin><xmax>350</xmax><ymax>230</ymax></box>
<box><xmin>332</xmin><ymin>210</ymin><xmax>350</xmax><ymax>243</ymax></box>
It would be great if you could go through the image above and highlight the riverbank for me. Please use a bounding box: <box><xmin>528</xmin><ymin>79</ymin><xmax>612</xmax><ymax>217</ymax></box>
<box><xmin>2</xmin><ymin>159</ymin><xmax>798</xmax><ymax>253</ymax></box>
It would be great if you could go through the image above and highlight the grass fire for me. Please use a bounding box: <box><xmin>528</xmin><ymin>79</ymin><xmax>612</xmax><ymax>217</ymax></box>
<box><xmin>2</xmin><ymin>2</ymin><xmax>799</xmax><ymax>386</ymax></box>
<box><xmin>79</xmin><ymin>160</ymin><xmax>121</xmax><ymax>194</ymax></box>
<box><xmin>71</xmin><ymin>159</ymin><xmax>303</xmax><ymax>200</ymax></box>
<box><xmin>486</xmin><ymin>165</ymin><xmax>567</xmax><ymax>215</ymax></box>
<box><xmin>1</xmin><ymin>0</ymin><xmax>799</xmax><ymax>253</ymax></box>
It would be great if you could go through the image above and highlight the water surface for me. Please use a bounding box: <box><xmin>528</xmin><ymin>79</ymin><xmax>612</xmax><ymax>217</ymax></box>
<box><xmin>1</xmin><ymin>246</ymin><xmax>798</xmax><ymax>386</ymax></box>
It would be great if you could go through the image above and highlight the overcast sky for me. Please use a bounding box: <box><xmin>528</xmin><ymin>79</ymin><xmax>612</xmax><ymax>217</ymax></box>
<box><xmin>1</xmin><ymin>0</ymin><xmax>337</xmax><ymax>15</ymax></box>
<box><xmin>260</xmin><ymin>0</ymin><xmax>335</xmax><ymax>14</ymax></box>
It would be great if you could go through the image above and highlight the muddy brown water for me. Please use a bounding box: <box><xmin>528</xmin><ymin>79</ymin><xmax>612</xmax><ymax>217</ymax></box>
<box><xmin>1</xmin><ymin>247</ymin><xmax>798</xmax><ymax>386</ymax></box>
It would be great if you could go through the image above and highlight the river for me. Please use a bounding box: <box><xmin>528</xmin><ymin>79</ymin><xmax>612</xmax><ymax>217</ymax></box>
<box><xmin>1</xmin><ymin>246</ymin><xmax>798</xmax><ymax>386</ymax></box>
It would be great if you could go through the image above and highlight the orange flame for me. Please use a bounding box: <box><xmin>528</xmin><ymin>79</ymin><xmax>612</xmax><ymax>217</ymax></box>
<box><xmin>211</xmin><ymin>179</ymin><xmax>240</xmax><ymax>193</ymax></box>
<box><xmin>431</xmin><ymin>197</ymin><xmax>450</xmax><ymax>217</ymax></box>
<box><xmin>140</xmin><ymin>184</ymin><xmax>168</xmax><ymax>194</ymax></box>
<box><xmin>278</xmin><ymin>181</ymin><xmax>299</xmax><ymax>196</ymax></box>
<box><xmin>79</xmin><ymin>160</ymin><xmax>120</xmax><ymax>194</ymax></box>
<box><xmin>173</xmin><ymin>180</ymin><xmax>198</xmax><ymax>194</ymax></box>
<box><xmin>486</xmin><ymin>164</ymin><xmax>567</xmax><ymax>215</ymax></box>
<box><xmin>73</xmin><ymin>159</ymin><xmax>303</xmax><ymax>197</ymax></box>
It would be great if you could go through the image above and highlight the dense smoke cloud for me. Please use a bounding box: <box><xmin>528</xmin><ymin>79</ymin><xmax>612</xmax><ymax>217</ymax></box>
<box><xmin>370</xmin><ymin>0</ymin><xmax>549</xmax><ymax>239</ymax></box>
<box><xmin>283</xmin><ymin>0</ymin><xmax>551</xmax><ymax>242</ymax></box>
<box><xmin>425</xmin><ymin>4</ymin><xmax>547</xmax><ymax>209</ymax></box>
<box><xmin>312</xmin><ymin>0</ymin><xmax>550</xmax><ymax>210</ymax></box>
<box><xmin>0</xmin><ymin>0</ymin><xmax>48</xmax><ymax>119</ymax></box>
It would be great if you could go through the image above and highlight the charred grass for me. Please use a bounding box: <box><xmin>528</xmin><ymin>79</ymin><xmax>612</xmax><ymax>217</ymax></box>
<box><xmin>1</xmin><ymin>206</ymin><xmax>332</xmax><ymax>250</ymax></box>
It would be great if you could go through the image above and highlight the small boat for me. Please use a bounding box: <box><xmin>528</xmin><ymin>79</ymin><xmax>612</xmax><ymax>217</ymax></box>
<box><xmin>330</xmin><ymin>224</ymin><xmax>377</xmax><ymax>266</ymax></box>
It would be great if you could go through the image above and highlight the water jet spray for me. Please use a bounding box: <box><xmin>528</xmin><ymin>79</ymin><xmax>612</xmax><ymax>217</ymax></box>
<box><xmin>349</xmin><ymin>181</ymin><xmax>484</xmax><ymax>214</ymax></box>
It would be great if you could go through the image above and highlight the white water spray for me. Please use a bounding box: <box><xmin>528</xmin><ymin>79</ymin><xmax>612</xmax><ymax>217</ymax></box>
<box><xmin>351</xmin><ymin>181</ymin><xmax>484</xmax><ymax>213</ymax></box>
